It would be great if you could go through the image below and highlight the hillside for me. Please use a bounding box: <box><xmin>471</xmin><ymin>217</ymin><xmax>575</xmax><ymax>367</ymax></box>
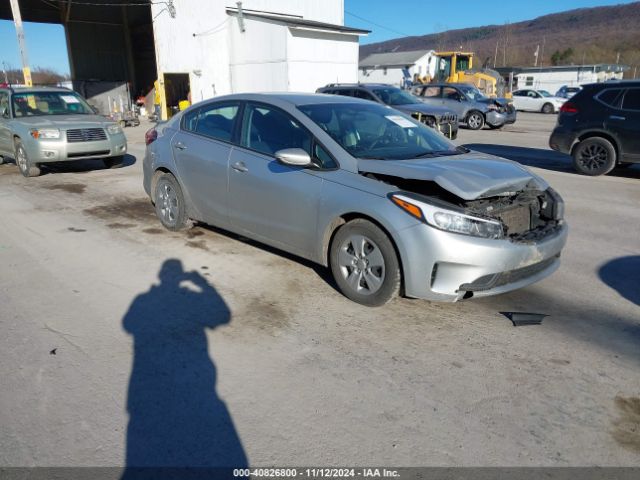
<box><xmin>360</xmin><ymin>2</ymin><xmax>640</xmax><ymax>75</ymax></box>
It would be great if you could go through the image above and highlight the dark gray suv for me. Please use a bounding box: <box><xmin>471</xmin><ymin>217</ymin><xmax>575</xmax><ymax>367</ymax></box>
<box><xmin>316</xmin><ymin>83</ymin><xmax>458</xmax><ymax>140</ymax></box>
<box><xmin>413</xmin><ymin>83</ymin><xmax>516</xmax><ymax>130</ymax></box>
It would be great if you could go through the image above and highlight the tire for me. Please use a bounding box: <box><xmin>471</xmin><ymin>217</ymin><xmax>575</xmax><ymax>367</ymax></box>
<box><xmin>542</xmin><ymin>103</ymin><xmax>554</xmax><ymax>114</ymax></box>
<box><xmin>103</xmin><ymin>156</ymin><xmax>124</xmax><ymax>169</ymax></box>
<box><xmin>329</xmin><ymin>219</ymin><xmax>401</xmax><ymax>307</ymax></box>
<box><xmin>153</xmin><ymin>173</ymin><xmax>191</xmax><ymax>231</ymax></box>
<box><xmin>14</xmin><ymin>139</ymin><xmax>41</xmax><ymax>177</ymax></box>
<box><xmin>466</xmin><ymin>111</ymin><xmax>485</xmax><ymax>130</ymax></box>
<box><xmin>572</xmin><ymin>137</ymin><xmax>617</xmax><ymax>176</ymax></box>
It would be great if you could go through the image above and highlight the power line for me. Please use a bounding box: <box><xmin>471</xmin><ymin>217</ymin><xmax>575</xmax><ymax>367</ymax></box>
<box><xmin>345</xmin><ymin>10</ymin><xmax>413</xmax><ymax>38</ymax></box>
<box><xmin>53</xmin><ymin>0</ymin><xmax>167</xmax><ymax>7</ymax></box>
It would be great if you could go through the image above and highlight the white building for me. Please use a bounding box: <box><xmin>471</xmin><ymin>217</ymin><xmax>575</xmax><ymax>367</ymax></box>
<box><xmin>358</xmin><ymin>50</ymin><xmax>436</xmax><ymax>87</ymax></box>
<box><xmin>150</xmin><ymin>0</ymin><xmax>369</xmax><ymax>118</ymax></box>
<box><xmin>511</xmin><ymin>64</ymin><xmax>629</xmax><ymax>94</ymax></box>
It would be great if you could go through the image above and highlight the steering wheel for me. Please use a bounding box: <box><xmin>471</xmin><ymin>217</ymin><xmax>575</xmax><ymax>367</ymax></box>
<box><xmin>368</xmin><ymin>124</ymin><xmax>406</xmax><ymax>150</ymax></box>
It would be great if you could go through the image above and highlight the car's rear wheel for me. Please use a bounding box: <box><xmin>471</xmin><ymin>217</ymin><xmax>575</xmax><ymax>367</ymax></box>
<box><xmin>572</xmin><ymin>137</ymin><xmax>617</xmax><ymax>176</ymax></box>
<box><xmin>542</xmin><ymin>103</ymin><xmax>555</xmax><ymax>114</ymax></box>
<box><xmin>466</xmin><ymin>111</ymin><xmax>484</xmax><ymax>130</ymax></box>
<box><xmin>154</xmin><ymin>173</ymin><xmax>191</xmax><ymax>231</ymax></box>
<box><xmin>103</xmin><ymin>156</ymin><xmax>124</xmax><ymax>169</ymax></box>
<box><xmin>14</xmin><ymin>139</ymin><xmax>41</xmax><ymax>177</ymax></box>
<box><xmin>330</xmin><ymin>219</ymin><xmax>400</xmax><ymax>307</ymax></box>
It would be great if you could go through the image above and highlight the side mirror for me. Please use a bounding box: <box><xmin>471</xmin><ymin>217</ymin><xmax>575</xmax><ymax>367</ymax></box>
<box><xmin>275</xmin><ymin>148</ymin><xmax>313</xmax><ymax>167</ymax></box>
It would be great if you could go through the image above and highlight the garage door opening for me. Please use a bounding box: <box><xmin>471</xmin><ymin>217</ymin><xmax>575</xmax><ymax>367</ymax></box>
<box><xmin>163</xmin><ymin>73</ymin><xmax>191</xmax><ymax>118</ymax></box>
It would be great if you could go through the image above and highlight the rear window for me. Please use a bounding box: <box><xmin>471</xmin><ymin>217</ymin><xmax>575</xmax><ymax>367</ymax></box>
<box><xmin>597</xmin><ymin>89</ymin><xmax>623</xmax><ymax>107</ymax></box>
<box><xmin>622</xmin><ymin>89</ymin><xmax>640</xmax><ymax>110</ymax></box>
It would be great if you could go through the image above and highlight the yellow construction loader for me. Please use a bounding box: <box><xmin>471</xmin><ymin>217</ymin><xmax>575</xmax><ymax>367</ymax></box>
<box><xmin>433</xmin><ymin>51</ymin><xmax>511</xmax><ymax>98</ymax></box>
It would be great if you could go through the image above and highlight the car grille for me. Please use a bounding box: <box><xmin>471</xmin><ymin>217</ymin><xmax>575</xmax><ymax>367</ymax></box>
<box><xmin>66</xmin><ymin>128</ymin><xmax>107</xmax><ymax>143</ymax></box>
<box><xmin>438</xmin><ymin>114</ymin><xmax>457</xmax><ymax>124</ymax></box>
<box><xmin>460</xmin><ymin>254</ymin><xmax>560</xmax><ymax>292</ymax></box>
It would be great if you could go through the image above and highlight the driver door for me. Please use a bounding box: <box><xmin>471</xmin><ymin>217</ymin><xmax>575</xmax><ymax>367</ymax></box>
<box><xmin>227</xmin><ymin>103</ymin><xmax>324</xmax><ymax>256</ymax></box>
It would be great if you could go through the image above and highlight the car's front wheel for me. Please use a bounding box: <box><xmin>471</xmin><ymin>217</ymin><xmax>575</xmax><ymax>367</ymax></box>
<box><xmin>330</xmin><ymin>219</ymin><xmax>401</xmax><ymax>307</ymax></box>
<box><xmin>466</xmin><ymin>111</ymin><xmax>485</xmax><ymax>130</ymax></box>
<box><xmin>572</xmin><ymin>137</ymin><xmax>617</xmax><ymax>176</ymax></box>
<box><xmin>154</xmin><ymin>173</ymin><xmax>191</xmax><ymax>231</ymax></box>
<box><xmin>14</xmin><ymin>139</ymin><xmax>41</xmax><ymax>177</ymax></box>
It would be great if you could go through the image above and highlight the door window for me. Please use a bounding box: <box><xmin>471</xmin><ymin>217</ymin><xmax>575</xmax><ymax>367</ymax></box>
<box><xmin>422</xmin><ymin>87</ymin><xmax>441</xmax><ymax>98</ymax></box>
<box><xmin>0</xmin><ymin>92</ymin><xmax>9</xmax><ymax>118</ymax></box>
<box><xmin>354</xmin><ymin>89</ymin><xmax>375</xmax><ymax>101</ymax></box>
<box><xmin>622</xmin><ymin>89</ymin><xmax>640</xmax><ymax>111</ymax></box>
<box><xmin>443</xmin><ymin>87</ymin><xmax>462</xmax><ymax>101</ymax></box>
<box><xmin>241</xmin><ymin>104</ymin><xmax>312</xmax><ymax>157</ymax></box>
<box><xmin>597</xmin><ymin>89</ymin><xmax>623</xmax><ymax>108</ymax></box>
<box><xmin>193</xmin><ymin>103</ymin><xmax>239</xmax><ymax>142</ymax></box>
<box><xmin>335</xmin><ymin>89</ymin><xmax>355</xmax><ymax>97</ymax></box>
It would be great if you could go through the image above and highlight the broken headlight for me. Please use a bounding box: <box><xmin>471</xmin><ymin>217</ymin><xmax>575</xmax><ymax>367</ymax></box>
<box><xmin>391</xmin><ymin>194</ymin><xmax>504</xmax><ymax>239</ymax></box>
<box><xmin>547</xmin><ymin>187</ymin><xmax>565</xmax><ymax>220</ymax></box>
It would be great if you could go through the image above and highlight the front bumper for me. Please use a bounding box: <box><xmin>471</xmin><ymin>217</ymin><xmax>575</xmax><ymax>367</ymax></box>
<box><xmin>395</xmin><ymin>222</ymin><xmax>568</xmax><ymax>302</ymax></box>
<box><xmin>24</xmin><ymin>133</ymin><xmax>127</xmax><ymax>163</ymax></box>
<box><xmin>486</xmin><ymin>109</ymin><xmax>517</xmax><ymax>127</ymax></box>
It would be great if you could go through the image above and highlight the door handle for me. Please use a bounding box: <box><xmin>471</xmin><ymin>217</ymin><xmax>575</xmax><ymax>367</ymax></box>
<box><xmin>173</xmin><ymin>141</ymin><xmax>187</xmax><ymax>150</ymax></box>
<box><xmin>610</xmin><ymin>115</ymin><xmax>626</xmax><ymax>121</ymax></box>
<box><xmin>232</xmin><ymin>161</ymin><xmax>248</xmax><ymax>173</ymax></box>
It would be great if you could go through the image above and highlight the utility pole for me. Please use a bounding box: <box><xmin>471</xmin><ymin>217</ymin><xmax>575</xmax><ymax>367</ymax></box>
<box><xmin>534</xmin><ymin>45</ymin><xmax>540</xmax><ymax>67</ymax></box>
<box><xmin>493</xmin><ymin>41</ymin><xmax>499</xmax><ymax>68</ymax></box>
<box><xmin>9</xmin><ymin>0</ymin><xmax>32</xmax><ymax>87</ymax></box>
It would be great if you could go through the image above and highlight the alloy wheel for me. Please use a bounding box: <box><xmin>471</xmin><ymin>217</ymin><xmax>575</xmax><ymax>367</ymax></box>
<box><xmin>578</xmin><ymin>144</ymin><xmax>609</xmax><ymax>172</ymax></box>
<box><xmin>468</xmin><ymin>113</ymin><xmax>483</xmax><ymax>130</ymax></box>
<box><xmin>158</xmin><ymin>182</ymin><xmax>179</xmax><ymax>226</ymax></box>
<box><xmin>337</xmin><ymin>234</ymin><xmax>386</xmax><ymax>296</ymax></box>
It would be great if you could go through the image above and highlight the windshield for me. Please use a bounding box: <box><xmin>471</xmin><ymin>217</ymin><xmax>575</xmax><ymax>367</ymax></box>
<box><xmin>371</xmin><ymin>87</ymin><xmax>419</xmax><ymax>106</ymax></box>
<box><xmin>12</xmin><ymin>91</ymin><xmax>94</xmax><ymax>117</ymax></box>
<box><xmin>539</xmin><ymin>90</ymin><xmax>552</xmax><ymax>97</ymax></box>
<box><xmin>458</xmin><ymin>85</ymin><xmax>487</xmax><ymax>101</ymax></box>
<box><xmin>298</xmin><ymin>102</ymin><xmax>459</xmax><ymax>161</ymax></box>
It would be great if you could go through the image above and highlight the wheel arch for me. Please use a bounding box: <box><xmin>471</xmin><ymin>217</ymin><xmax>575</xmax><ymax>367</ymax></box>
<box><xmin>572</xmin><ymin>131</ymin><xmax>621</xmax><ymax>161</ymax></box>
<box><xmin>321</xmin><ymin>212</ymin><xmax>406</xmax><ymax>294</ymax></box>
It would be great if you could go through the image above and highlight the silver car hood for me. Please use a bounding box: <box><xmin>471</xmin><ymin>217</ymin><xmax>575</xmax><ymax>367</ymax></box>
<box><xmin>13</xmin><ymin>115</ymin><xmax>111</xmax><ymax>129</ymax></box>
<box><xmin>358</xmin><ymin>152</ymin><xmax>548</xmax><ymax>200</ymax></box>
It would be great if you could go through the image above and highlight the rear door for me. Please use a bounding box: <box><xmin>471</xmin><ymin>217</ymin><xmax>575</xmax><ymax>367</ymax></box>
<box><xmin>615</xmin><ymin>88</ymin><xmax>640</xmax><ymax>160</ymax></box>
<box><xmin>227</xmin><ymin>103</ymin><xmax>324</xmax><ymax>255</ymax></box>
<box><xmin>417</xmin><ymin>85</ymin><xmax>443</xmax><ymax>108</ymax></box>
<box><xmin>171</xmin><ymin>101</ymin><xmax>241</xmax><ymax>226</ymax></box>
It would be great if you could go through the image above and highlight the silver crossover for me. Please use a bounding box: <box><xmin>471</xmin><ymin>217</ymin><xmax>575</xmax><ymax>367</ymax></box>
<box><xmin>0</xmin><ymin>87</ymin><xmax>127</xmax><ymax>177</ymax></box>
<box><xmin>143</xmin><ymin>93</ymin><xmax>567</xmax><ymax>306</ymax></box>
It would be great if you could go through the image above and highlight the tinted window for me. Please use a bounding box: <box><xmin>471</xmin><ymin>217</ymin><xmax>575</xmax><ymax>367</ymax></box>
<box><xmin>354</xmin><ymin>89</ymin><xmax>375</xmax><ymax>101</ymax></box>
<box><xmin>182</xmin><ymin>108</ymin><xmax>199</xmax><ymax>132</ymax></box>
<box><xmin>242</xmin><ymin>104</ymin><xmax>311</xmax><ymax>156</ymax></box>
<box><xmin>513</xmin><ymin>90</ymin><xmax>526</xmax><ymax>97</ymax></box>
<box><xmin>335</xmin><ymin>89</ymin><xmax>354</xmax><ymax>97</ymax></box>
<box><xmin>194</xmin><ymin>104</ymin><xmax>238</xmax><ymax>142</ymax></box>
<box><xmin>622</xmin><ymin>89</ymin><xmax>640</xmax><ymax>110</ymax></box>
<box><xmin>597</xmin><ymin>89</ymin><xmax>622</xmax><ymax>107</ymax></box>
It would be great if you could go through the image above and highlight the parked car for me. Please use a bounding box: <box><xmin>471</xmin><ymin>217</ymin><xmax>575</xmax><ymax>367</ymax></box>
<box><xmin>412</xmin><ymin>83</ymin><xmax>516</xmax><ymax>130</ymax></box>
<box><xmin>556</xmin><ymin>86</ymin><xmax>582</xmax><ymax>99</ymax></box>
<box><xmin>143</xmin><ymin>93</ymin><xmax>567</xmax><ymax>306</ymax></box>
<box><xmin>549</xmin><ymin>81</ymin><xmax>640</xmax><ymax>176</ymax></box>
<box><xmin>0</xmin><ymin>87</ymin><xmax>127</xmax><ymax>177</ymax></box>
<box><xmin>316</xmin><ymin>83</ymin><xmax>458</xmax><ymax>140</ymax></box>
<box><xmin>511</xmin><ymin>89</ymin><xmax>566</xmax><ymax>113</ymax></box>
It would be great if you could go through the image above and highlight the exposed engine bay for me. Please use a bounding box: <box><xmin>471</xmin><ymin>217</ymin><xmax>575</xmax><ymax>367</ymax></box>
<box><xmin>363</xmin><ymin>172</ymin><xmax>563</xmax><ymax>242</ymax></box>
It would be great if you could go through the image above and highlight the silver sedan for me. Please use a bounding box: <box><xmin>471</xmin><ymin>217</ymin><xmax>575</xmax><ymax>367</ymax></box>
<box><xmin>143</xmin><ymin>93</ymin><xmax>567</xmax><ymax>306</ymax></box>
<box><xmin>0</xmin><ymin>87</ymin><xmax>127</xmax><ymax>177</ymax></box>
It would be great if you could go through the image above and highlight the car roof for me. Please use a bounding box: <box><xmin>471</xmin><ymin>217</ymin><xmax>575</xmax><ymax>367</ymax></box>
<box><xmin>1</xmin><ymin>86</ymin><xmax>73</xmax><ymax>94</ymax></box>
<box><xmin>207</xmin><ymin>92</ymin><xmax>375</xmax><ymax>107</ymax></box>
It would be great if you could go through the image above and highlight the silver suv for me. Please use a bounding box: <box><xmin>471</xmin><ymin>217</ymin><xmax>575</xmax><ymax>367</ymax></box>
<box><xmin>0</xmin><ymin>87</ymin><xmax>127</xmax><ymax>177</ymax></box>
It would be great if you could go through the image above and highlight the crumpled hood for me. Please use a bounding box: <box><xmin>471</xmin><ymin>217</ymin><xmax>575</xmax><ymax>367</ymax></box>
<box><xmin>359</xmin><ymin>151</ymin><xmax>548</xmax><ymax>200</ymax></box>
<box><xmin>14</xmin><ymin>114</ymin><xmax>112</xmax><ymax>130</ymax></box>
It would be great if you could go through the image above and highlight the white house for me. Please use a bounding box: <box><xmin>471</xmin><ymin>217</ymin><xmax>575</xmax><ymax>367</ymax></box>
<box><xmin>150</xmin><ymin>0</ymin><xmax>369</xmax><ymax>118</ymax></box>
<box><xmin>358</xmin><ymin>50</ymin><xmax>436</xmax><ymax>87</ymax></box>
<box><xmin>510</xmin><ymin>64</ymin><xmax>629</xmax><ymax>94</ymax></box>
